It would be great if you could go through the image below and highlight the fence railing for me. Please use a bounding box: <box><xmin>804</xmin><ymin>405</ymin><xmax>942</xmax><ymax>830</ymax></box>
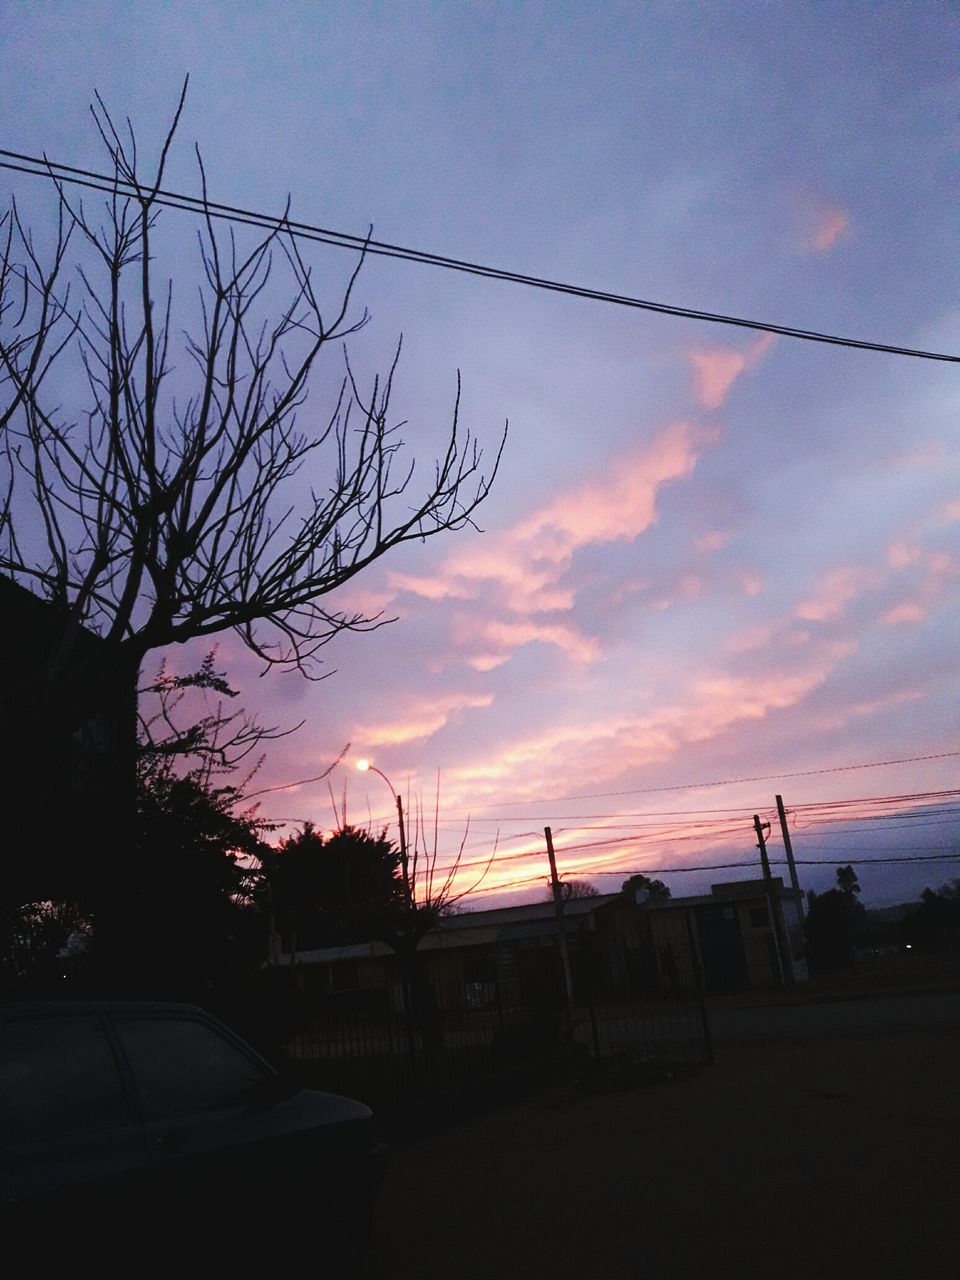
<box><xmin>281</xmin><ymin>936</ymin><xmax>712</xmax><ymax>1112</ymax></box>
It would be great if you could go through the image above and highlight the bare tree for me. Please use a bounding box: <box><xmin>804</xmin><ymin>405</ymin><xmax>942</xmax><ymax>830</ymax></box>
<box><xmin>0</xmin><ymin>81</ymin><xmax>503</xmax><ymax>715</ymax></box>
<box><xmin>0</xmin><ymin>85</ymin><xmax>504</xmax><ymax>967</ymax></box>
<box><xmin>544</xmin><ymin>877</ymin><xmax>600</xmax><ymax>903</ymax></box>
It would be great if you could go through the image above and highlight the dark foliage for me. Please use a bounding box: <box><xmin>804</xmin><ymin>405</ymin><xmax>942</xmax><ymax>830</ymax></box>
<box><xmin>262</xmin><ymin>822</ymin><xmax>404</xmax><ymax>952</ymax></box>
<box><xmin>621</xmin><ymin>873</ymin><xmax>672</xmax><ymax>902</ymax></box>
<box><xmin>901</xmin><ymin>880</ymin><xmax>960</xmax><ymax>955</ymax></box>
<box><xmin>803</xmin><ymin>866</ymin><xmax>866</xmax><ymax>973</ymax></box>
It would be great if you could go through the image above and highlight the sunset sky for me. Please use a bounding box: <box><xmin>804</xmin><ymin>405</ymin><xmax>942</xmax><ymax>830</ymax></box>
<box><xmin>3</xmin><ymin>3</ymin><xmax>957</xmax><ymax>908</ymax></box>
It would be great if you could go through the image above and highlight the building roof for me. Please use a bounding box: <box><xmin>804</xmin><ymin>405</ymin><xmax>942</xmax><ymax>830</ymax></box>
<box><xmin>275</xmin><ymin>879</ymin><xmax>802</xmax><ymax>967</ymax></box>
<box><xmin>276</xmin><ymin>894</ymin><xmax>622</xmax><ymax>967</ymax></box>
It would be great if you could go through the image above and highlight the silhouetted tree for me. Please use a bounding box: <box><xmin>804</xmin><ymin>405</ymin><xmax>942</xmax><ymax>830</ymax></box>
<box><xmin>263</xmin><ymin>781</ymin><xmax>497</xmax><ymax>1048</ymax></box>
<box><xmin>803</xmin><ymin>866</ymin><xmax>867</xmax><ymax>973</ymax></box>
<box><xmin>836</xmin><ymin>864</ymin><xmax>861</xmax><ymax>898</ymax></box>
<box><xmin>126</xmin><ymin>757</ymin><xmax>269</xmax><ymax>997</ymax></box>
<box><xmin>138</xmin><ymin>650</ymin><xmax>299</xmax><ymax>774</ymax></box>
<box><xmin>0</xmin><ymin>899</ymin><xmax>92</xmax><ymax>994</ymax></box>
<box><xmin>621</xmin><ymin>873</ymin><xmax>671</xmax><ymax>902</ymax></box>
<box><xmin>902</xmin><ymin>880</ymin><xmax>960</xmax><ymax>956</ymax></box>
<box><xmin>262</xmin><ymin>822</ymin><xmax>404</xmax><ymax>957</ymax></box>
<box><xmin>544</xmin><ymin>878</ymin><xmax>600</xmax><ymax>902</ymax></box>
<box><xmin>0</xmin><ymin>83</ymin><xmax>503</xmax><ymax>968</ymax></box>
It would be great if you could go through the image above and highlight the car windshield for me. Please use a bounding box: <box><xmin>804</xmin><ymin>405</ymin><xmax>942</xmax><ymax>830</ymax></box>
<box><xmin>114</xmin><ymin>1016</ymin><xmax>270</xmax><ymax>1121</ymax></box>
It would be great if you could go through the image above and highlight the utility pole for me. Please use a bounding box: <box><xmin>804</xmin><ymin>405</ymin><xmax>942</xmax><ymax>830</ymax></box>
<box><xmin>775</xmin><ymin>794</ymin><xmax>804</xmax><ymax>918</ymax></box>
<box><xmin>544</xmin><ymin>826</ymin><xmax>576</xmax><ymax>1024</ymax></box>
<box><xmin>754</xmin><ymin>814</ymin><xmax>789</xmax><ymax>988</ymax></box>
<box><xmin>396</xmin><ymin>792</ymin><xmax>411</xmax><ymax>906</ymax></box>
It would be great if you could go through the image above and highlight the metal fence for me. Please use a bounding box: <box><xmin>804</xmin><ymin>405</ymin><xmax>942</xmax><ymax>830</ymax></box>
<box><xmin>281</xmin><ymin>935</ymin><xmax>711</xmax><ymax>1112</ymax></box>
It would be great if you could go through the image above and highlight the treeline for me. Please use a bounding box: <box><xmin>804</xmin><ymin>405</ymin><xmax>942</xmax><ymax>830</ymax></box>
<box><xmin>804</xmin><ymin>865</ymin><xmax>960</xmax><ymax>975</ymax></box>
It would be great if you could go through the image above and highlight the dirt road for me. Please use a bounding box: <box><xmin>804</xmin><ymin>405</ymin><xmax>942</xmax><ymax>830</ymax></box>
<box><xmin>373</xmin><ymin>996</ymin><xmax>959</xmax><ymax>1279</ymax></box>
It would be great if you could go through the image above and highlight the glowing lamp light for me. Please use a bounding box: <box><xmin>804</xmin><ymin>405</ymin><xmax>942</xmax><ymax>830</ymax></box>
<box><xmin>356</xmin><ymin>758</ymin><xmax>371</xmax><ymax>772</ymax></box>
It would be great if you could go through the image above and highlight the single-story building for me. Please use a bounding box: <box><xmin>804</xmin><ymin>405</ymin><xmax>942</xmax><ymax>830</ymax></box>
<box><xmin>270</xmin><ymin>877</ymin><xmax>807</xmax><ymax>1013</ymax></box>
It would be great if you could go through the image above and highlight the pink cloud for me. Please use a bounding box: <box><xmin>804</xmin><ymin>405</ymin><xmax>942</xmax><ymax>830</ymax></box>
<box><xmin>354</xmin><ymin>691</ymin><xmax>494</xmax><ymax>748</ymax></box>
<box><xmin>882</xmin><ymin>602</ymin><xmax>926</xmax><ymax>625</ymax></box>
<box><xmin>796</xmin><ymin>565</ymin><xmax>875</xmax><ymax>622</ymax></box>
<box><xmin>811</xmin><ymin>208</ymin><xmax>848</xmax><ymax>251</ymax></box>
<box><xmin>874</xmin><ymin>441</ymin><xmax>952</xmax><ymax>478</ymax></box>
<box><xmin>481</xmin><ymin>619</ymin><xmax>602</xmax><ymax>665</ymax></box>
<box><xmin>740</xmin><ymin>570</ymin><xmax>764</xmax><ymax>597</ymax></box>
<box><xmin>888</xmin><ymin>539</ymin><xmax>921</xmax><ymax>569</ymax></box>
<box><xmin>392</xmin><ymin>422</ymin><xmax>712</xmax><ymax>667</ymax></box>
<box><xmin>610</xmin><ymin>576</ymin><xmax>650</xmax><ymax>605</ymax></box>
<box><xmin>510</xmin><ymin>421</ymin><xmax>707</xmax><ymax>558</ymax></box>
<box><xmin>725</xmin><ymin>622</ymin><xmax>775</xmax><ymax>654</ymax></box>
<box><xmin>696</xmin><ymin>530</ymin><xmax>730</xmax><ymax>552</ymax></box>
<box><xmin>654</xmin><ymin>574</ymin><xmax>703</xmax><ymax>612</ymax></box>
<box><xmin>805</xmin><ymin>687</ymin><xmax>924</xmax><ymax>736</ymax></box>
<box><xmin>440</xmin><ymin>648</ymin><xmax>851</xmax><ymax>810</ymax></box>
<box><xmin>388</xmin><ymin>572</ymin><xmax>472</xmax><ymax>602</ymax></box>
<box><xmin>942</xmin><ymin>499</ymin><xmax>960</xmax><ymax>524</ymax></box>
<box><xmin>468</xmin><ymin>653</ymin><xmax>510</xmax><ymax>673</ymax></box>
<box><xmin>726</xmin><ymin>621</ymin><xmax>811</xmax><ymax>655</ymax></box>
<box><xmin>689</xmin><ymin>333</ymin><xmax>775</xmax><ymax>410</ymax></box>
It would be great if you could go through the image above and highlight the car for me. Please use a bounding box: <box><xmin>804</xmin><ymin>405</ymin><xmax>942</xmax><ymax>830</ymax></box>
<box><xmin>0</xmin><ymin>1001</ymin><xmax>385</xmax><ymax>1272</ymax></box>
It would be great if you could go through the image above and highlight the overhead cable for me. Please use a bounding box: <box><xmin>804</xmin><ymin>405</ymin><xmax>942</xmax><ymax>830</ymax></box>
<box><xmin>1</xmin><ymin>149</ymin><xmax>957</xmax><ymax>363</ymax></box>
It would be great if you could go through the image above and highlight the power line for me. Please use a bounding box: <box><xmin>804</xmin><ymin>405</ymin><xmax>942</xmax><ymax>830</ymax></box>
<box><xmin>458</xmin><ymin>849</ymin><xmax>960</xmax><ymax>896</ymax></box>
<box><xmin>416</xmin><ymin>753</ymin><xmax>960</xmax><ymax>812</ymax></box>
<box><xmin>261</xmin><ymin>786</ymin><xmax>960</xmax><ymax>876</ymax></box>
<box><xmin>1</xmin><ymin>148</ymin><xmax>957</xmax><ymax>364</ymax></box>
<box><xmin>258</xmin><ymin>759</ymin><xmax>960</xmax><ymax>822</ymax></box>
<box><xmin>796</xmin><ymin>817</ymin><xmax>960</xmax><ymax>836</ymax></box>
<box><xmin>546</xmin><ymin>852</ymin><xmax>960</xmax><ymax>877</ymax></box>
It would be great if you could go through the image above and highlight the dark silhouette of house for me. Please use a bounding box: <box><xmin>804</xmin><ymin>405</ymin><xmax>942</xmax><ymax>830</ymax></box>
<box><xmin>0</xmin><ymin>575</ymin><xmax>136</xmax><ymax>905</ymax></box>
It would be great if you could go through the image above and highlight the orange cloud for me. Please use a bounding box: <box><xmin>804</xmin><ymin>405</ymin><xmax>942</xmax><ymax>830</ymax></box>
<box><xmin>811</xmin><ymin>208</ymin><xmax>848</xmax><ymax>251</ymax></box>
<box><xmin>689</xmin><ymin>333</ymin><xmax>775</xmax><ymax>410</ymax></box>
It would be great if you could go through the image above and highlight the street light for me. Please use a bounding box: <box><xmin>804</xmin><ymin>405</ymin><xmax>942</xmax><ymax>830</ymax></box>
<box><xmin>355</xmin><ymin>758</ymin><xmax>410</xmax><ymax>903</ymax></box>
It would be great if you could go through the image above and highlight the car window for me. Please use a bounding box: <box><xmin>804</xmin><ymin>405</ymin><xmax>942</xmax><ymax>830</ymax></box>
<box><xmin>0</xmin><ymin>1015</ymin><xmax>127</xmax><ymax>1142</ymax></box>
<box><xmin>115</xmin><ymin>1017</ymin><xmax>268</xmax><ymax>1121</ymax></box>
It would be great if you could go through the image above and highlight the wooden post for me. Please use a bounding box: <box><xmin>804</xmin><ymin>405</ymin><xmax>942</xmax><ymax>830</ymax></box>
<box><xmin>754</xmin><ymin>814</ymin><xmax>789</xmax><ymax>988</ymax></box>
<box><xmin>776</xmin><ymin>794</ymin><xmax>804</xmax><ymax>918</ymax></box>
<box><xmin>396</xmin><ymin>792</ymin><xmax>411</xmax><ymax>906</ymax></box>
<box><xmin>545</xmin><ymin>826</ymin><xmax>577</xmax><ymax>1025</ymax></box>
<box><xmin>683</xmin><ymin>908</ymin><xmax>714</xmax><ymax>1066</ymax></box>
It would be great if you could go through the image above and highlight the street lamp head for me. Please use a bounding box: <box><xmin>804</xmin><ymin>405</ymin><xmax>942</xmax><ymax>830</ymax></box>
<box><xmin>356</xmin><ymin>758</ymin><xmax>371</xmax><ymax>772</ymax></box>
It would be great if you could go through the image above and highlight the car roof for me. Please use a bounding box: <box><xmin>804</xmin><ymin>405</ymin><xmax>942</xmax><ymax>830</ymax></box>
<box><xmin>0</xmin><ymin>1000</ymin><xmax>209</xmax><ymax>1016</ymax></box>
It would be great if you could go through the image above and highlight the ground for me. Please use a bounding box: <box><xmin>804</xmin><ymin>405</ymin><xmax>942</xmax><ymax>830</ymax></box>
<box><xmin>372</xmin><ymin>991</ymin><xmax>960</xmax><ymax>1279</ymax></box>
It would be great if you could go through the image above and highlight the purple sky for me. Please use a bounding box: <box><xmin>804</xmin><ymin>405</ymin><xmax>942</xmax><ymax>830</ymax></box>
<box><xmin>3</xmin><ymin>3</ymin><xmax>957</xmax><ymax>908</ymax></box>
